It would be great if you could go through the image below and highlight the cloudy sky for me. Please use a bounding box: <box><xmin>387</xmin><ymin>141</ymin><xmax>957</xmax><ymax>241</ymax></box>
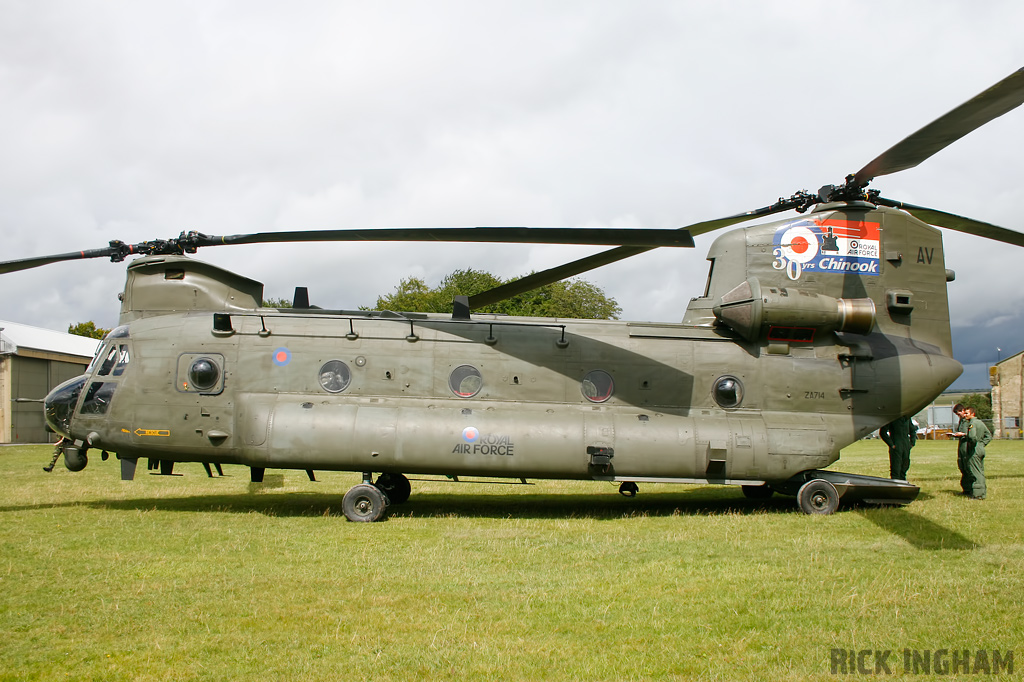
<box><xmin>2</xmin><ymin>1</ymin><xmax>1023</xmax><ymax>389</ymax></box>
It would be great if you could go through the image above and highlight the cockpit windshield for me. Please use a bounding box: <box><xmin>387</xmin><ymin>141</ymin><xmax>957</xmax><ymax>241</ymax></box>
<box><xmin>90</xmin><ymin>343</ymin><xmax>131</xmax><ymax>377</ymax></box>
<box><xmin>85</xmin><ymin>325</ymin><xmax>130</xmax><ymax>374</ymax></box>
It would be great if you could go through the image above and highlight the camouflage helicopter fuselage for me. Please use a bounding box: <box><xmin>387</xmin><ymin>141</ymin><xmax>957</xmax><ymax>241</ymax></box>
<box><xmin>45</xmin><ymin>203</ymin><xmax>960</xmax><ymax>503</ymax></box>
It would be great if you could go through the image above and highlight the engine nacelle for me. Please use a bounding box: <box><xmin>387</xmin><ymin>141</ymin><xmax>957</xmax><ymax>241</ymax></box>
<box><xmin>713</xmin><ymin>277</ymin><xmax>875</xmax><ymax>342</ymax></box>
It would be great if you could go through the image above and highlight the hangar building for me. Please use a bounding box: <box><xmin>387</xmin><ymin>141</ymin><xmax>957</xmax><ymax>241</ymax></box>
<box><xmin>0</xmin><ymin>320</ymin><xmax>100</xmax><ymax>444</ymax></box>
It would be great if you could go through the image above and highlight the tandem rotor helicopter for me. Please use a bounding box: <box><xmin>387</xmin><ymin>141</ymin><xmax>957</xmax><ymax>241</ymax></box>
<box><xmin>5</xmin><ymin>67</ymin><xmax>1024</xmax><ymax>521</ymax></box>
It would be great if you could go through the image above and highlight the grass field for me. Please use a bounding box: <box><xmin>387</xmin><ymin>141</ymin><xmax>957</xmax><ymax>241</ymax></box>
<box><xmin>1</xmin><ymin>439</ymin><xmax>1022</xmax><ymax>681</ymax></box>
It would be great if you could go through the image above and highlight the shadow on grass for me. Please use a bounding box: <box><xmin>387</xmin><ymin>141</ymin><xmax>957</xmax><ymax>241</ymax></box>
<box><xmin>0</xmin><ymin>487</ymin><xmax>828</xmax><ymax>519</ymax></box>
<box><xmin>856</xmin><ymin>507</ymin><xmax>978</xmax><ymax>550</ymax></box>
<box><xmin>388</xmin><ymin>491</ymin><xmax>800</xmax><ymax>519</ymax></box>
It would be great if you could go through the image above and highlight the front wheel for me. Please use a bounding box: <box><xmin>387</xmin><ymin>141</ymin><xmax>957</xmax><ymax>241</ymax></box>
<box><xmin>343</xmin><ymin>484</ymin><xmax>389</xmax><ymax>522</ymax></box>
<box><xmin>63</xmin><ymin>445</ymin><xmax>88</xmax><ymax>472</ymax></box>
<box><xmin>797</xmin><ymin>479</ymin><xmax>840</xmax><ymax>515</ymax></box>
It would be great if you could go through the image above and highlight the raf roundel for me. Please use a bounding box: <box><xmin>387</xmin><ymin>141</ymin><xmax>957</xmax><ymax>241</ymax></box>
<box><xmin>462</xmin><ymin>426</ymin><xmax>480</xmax><ymax>443</ymax></box>
<box><xmin>780</xmin><ymin>224</ymin><xmax>819</xmax><ymax>264</ymax></box>
<box><xmin>272</xmin><ymin>347</ymin><xmax>292</xmax><ymax>367</ymax></box>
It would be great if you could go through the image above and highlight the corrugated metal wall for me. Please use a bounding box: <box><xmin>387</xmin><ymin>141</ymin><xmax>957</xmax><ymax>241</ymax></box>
<box><xmin>5</xmin><ymin>356</ymin><xmax>87</xmax><ymax>443</ymax></box>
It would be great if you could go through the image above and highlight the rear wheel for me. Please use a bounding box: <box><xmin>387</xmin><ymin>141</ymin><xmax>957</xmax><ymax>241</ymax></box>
<box><xmin>343</xmin><ymin>483</ymin><xmax>389</xmax><ymax>522</ymax></box>
<box><xmin>797</xmin><ymin>479</ymin><xmax>840</xmax><ymax>515</ymax></box>
<box><xmin>375</xmin><ymin>473</ymin><xmax>411</xmax><ymax>505</ymax></box>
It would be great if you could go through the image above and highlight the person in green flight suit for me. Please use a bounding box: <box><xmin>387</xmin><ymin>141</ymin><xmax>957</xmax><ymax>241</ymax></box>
<box><xmin>879</xmin><ymin>415</ymin><xmax>917</xmax><ymax>481</ymax></box>
<box><xmin>950</xmin><ymin>405</ymin><xmax>992</xmax><ymax>499</ymax></box>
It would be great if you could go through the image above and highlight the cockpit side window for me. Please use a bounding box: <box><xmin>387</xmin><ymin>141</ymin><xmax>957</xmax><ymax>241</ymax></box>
<box><xmin>81</xmin><ymin>381</ymin><xmax>117</xmax><ymax>415</ymax></box>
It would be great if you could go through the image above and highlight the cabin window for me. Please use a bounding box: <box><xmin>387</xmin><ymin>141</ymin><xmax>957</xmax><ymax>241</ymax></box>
<box><xmin>318</xmin><ymin>360</ymin><xmax>352</xmax><ymax>393</ymax></box>
<box><xmin>449</xmin><ymin>365</ymin><xmax>483</xmax><ymax>398</ymax></box>
<box><xmin>712</xmin><ymin>375</ymin><xmax>743</xmax><ymax>408</ymax></box>
<box><xmin>582</xmin><ymin>370</ymin><xmax>615</xmax><ymax>403</ymax></box>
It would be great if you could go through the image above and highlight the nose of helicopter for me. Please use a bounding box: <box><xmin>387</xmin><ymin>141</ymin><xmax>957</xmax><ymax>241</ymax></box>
<box><xmin>44</xmin><ymin>375</ymin><xmax>88</xmax><ymax>439</ymax></box>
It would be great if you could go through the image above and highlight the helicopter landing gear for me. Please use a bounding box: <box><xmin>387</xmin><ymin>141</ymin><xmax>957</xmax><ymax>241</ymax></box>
<box><xmin>62</xmin><ymin>441</ymin><xmax>88</xmax><ymax>472</ymax></box>
<box><xmin>797</xmin><ymin>479</ymin><xmax>840</xmax><ymax>515</ymax></box>
<box><xmin>741</xmin><ymin>483</ymin><xmax>774</xmax><ymax>499</ymax></box>
<box><xmin>374</xmin><ymin>473</ymin><xmax>411</xmax><ymax>505</ymax></box>
<box><xmin>618</xmin><ymin>481</ymin><xmax>639</xmax><ymax>497</ymax></box>
<box><xmin>343</xmin><ymin>483</ymin><xmax>389</xmax><ymax>522</ymax></box>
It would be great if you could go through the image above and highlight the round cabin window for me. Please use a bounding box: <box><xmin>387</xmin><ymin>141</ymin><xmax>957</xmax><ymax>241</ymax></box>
<box><xmin>319</xmin><ymin>360</ymin><xmax>352</xmax><ymax>393</ymax></box>
<box><xmin>713</xmin><ymin>375</ymin><xmax>743</xmax><ymax>408</ymax></box>
<box><xmin>449</xmin><ymin>365</ymin><xmax>483</xmax><ymax>398</ymax></box>
<box><xmin>582</xmin><ymin>370</ymin><xmax>614</xmax><ymax>403</ymax></box>
<box><xmin>188</xmin><ymin>357</ymin><xmax>221</xmax><ymax>391</ymax></box>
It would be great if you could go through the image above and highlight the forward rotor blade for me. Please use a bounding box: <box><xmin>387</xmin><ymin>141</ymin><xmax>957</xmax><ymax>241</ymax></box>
<box><xmin>853</xmin><ymin>67</ymin><xmax>1024</xmax><ymax>186</ymax></box>
<box><xmin>875</xmin><ymin>196</ymin><xmax>1024</xmax><ymax>247</ymax></box>
<box><xmin>0</xmin><ymin>227</ymin><xmax>694</xmax><ymax>276</ymax></box>
<box><xmin>206</xmin><ymin>227</ymin><xmax>696</xmax><ymax>248</ymax></box>
<box><xmin>467</xmin><ymin>200</ymin><xmax>803</xmax><ymax>310</ymax></box>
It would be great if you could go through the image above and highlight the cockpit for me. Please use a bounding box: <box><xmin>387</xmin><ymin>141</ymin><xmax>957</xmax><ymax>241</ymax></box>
<box><xmin>44</xmin><ymin>325</ymin><xmax>131</xmax><ymax>438</ymax></box>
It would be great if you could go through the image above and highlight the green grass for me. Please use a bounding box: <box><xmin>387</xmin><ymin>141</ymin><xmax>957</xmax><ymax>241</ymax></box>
<box><xmin>1</xmin><ymin>439</ymin><xmax>1022</xmax><ymax>681</ymax></box>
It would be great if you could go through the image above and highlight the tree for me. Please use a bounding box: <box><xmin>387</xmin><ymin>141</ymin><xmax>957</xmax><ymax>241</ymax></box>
<box><xmin>262</xmin><ymin>298</ymin><xmax>293</xmax><ymax>308</ymax></box>
<box><xmin>68</xmin><ymin>321</ymin><xmax>110</xmax><ymax>339</ymax></box>
<box><xmin>960</xmin><ymin>393</ymin><xmax>992</xmax><ymax>421</ymax></box>
<box><xmin>370</xmin><ymin>268</ymin><xmax>621</xmax><ymax>319</ymax></box>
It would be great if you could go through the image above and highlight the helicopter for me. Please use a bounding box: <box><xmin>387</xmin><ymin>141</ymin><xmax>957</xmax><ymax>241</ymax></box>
<box><xmin>4</xmin><ymin>67</ymin><xmax>1024</xmax><ymax>521</ymax></box>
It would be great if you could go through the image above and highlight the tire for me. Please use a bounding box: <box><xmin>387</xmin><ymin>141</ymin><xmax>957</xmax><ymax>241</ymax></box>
<box><xmin>741</xmin><ymin>483</ymin><xmax>774</xmax><ymax>499</ymax></box>
<box><xmin>375</xmin><ymin>473</ymin><xmax>411</xmax><ymax>505</ymax></box>
<box><xmin>63</xmin><ymin>447</ymin><xmax>88</xmax><ymax>472</ymax></box>
<box><xmin>797</xmin><ymin>479</ymin><xmax>840</xmax><ymax>515</ymax></box>
<box><xmin>343</xmin><ymin>483</ymin><xmax>389</xmax><ymax>522</ymax></box>
<box><xmin>618</xmin><ymin>481</ymin><xmax>639</xmax><ymax>497</ymax></box>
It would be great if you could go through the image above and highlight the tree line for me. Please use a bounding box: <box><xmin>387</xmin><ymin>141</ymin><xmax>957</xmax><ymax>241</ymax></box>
<box><xmin>67</xmin><ymin>268</ymin><xmax>621</xmax><ymax>340</ymax></box>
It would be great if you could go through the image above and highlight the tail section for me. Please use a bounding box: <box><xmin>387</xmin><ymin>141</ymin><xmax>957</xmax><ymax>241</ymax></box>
<box><xmin>688</xmin><ymin>201</ymin><xmax>961</xmax><ymax>428</ymax></box>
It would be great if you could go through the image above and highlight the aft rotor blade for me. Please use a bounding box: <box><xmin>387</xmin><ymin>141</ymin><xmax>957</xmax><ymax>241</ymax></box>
<box><xmin>876</xmin><ymin>196</ymin><xmax>1024</xmax><ymax>247</ymax></box>
<box><xmin>853</xmin><ymin>67</ymin><xmax>1024</xmax><ymax>186</ymax></box>
<box><xmin>206</xmin><ymin>227</ymin><xmax>696</xmax><ymax>248</ymax></box>
<box><xmin>467</xmin><ymin>201</ymin><xmax>802</xmax><ymax>310</ymax></box>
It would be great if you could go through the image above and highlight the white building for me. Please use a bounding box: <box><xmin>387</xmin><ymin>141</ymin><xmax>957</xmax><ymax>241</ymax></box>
<box><xmin>991</xmin><ymin>350</ymin><xmax>1024</xmax><ymax>439</ymax></box>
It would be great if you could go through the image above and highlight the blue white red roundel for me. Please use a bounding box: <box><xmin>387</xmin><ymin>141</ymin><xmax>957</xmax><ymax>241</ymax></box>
<box><xmin>779</xmin><ymin>224</ymin><xmax>819</xmax><ymax>264</ymax></box>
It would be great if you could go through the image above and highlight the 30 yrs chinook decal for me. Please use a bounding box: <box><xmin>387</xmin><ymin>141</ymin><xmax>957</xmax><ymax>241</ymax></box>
<box><xmin>773</xmin><ymin>218</ymin><xmax>881</xmax><ymax>280</ymax></box>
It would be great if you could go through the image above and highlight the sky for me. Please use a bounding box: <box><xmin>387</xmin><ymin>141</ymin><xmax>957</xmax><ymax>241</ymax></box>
<box><xmin>2</xmin><ymin>0</ymin><xmax>1023</xmax><ymax>390</ymax></box>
